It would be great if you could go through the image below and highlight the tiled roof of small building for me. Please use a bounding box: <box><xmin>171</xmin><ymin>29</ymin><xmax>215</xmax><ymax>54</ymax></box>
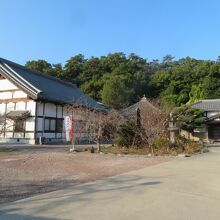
<box><xmin>121</xmin><ymin>96</ymin><xmax>159</xmax><ymax>118</ymax></box>
<box><xmin>191</xmin><ymin>99</ymin><xmax>220</xmax><ymax>111</ymax></box>
<box><xmin>0</xmin><ymin>57</ymin><xmax>105</xmax><ymax>111</ymax></box>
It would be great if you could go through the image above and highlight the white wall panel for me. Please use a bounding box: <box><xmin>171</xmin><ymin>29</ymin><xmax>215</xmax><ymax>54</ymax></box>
<box><xmin>44</xmin><ymin>103</ymin><xmax>56</xmax><ymax>117</ymax></box>
<box><xmin>27</xmin><ymin>101</ymin><xmax>36</xmax><ymax>116</ymax></box>
<box><xmin>6</xmin><ymin>102</ymin><xmax>15</xmax><ymax>112</ymax></box>
<box><xmin>57</xmin><ymin>106</ymin><xmax>63</xmax><ymax>117</ymax></box>
<box><xmin>37</xmin><ymin>118</ymin><xmax>43</xmax><ymax>131</ymax></box>
<box><xmin>16</xmin><ymin>102</ymin><xmax>26</xmax><ymax>110</ymax></box>
<box><xmin>25</xmin><ymin>133</ymin><xmax>35</xmax><ymax>139</ymax></box>
<box><xmin>5</xmin><ymin>132</ymin><xmax>13</xmax><ymax>138</ymax></box>
<box><xmin>0</xmin><ymin>92</ymin><xmax>12</xmax><ymax>99</ymax></box>
<box><xmin>14</xmin><ymin>133</ymin><xmax>25</xmax><ymax>138</ymax></box>
<box><xmin>0</xmin><ymin>79</ymin><xmax>18</xmax><ymax>90</ymax></box>
<box><xmin>26</xmin><ymin>118</ymin><xmax>35</xmax><ymax>131</ymax></box>
<box><xmin>0</xmin><ymin>103</ymin><xmax>6</xmax><ymax>114</ymax></box>
<box><xmin>13</xmin><ymin>91</ymin><xmax>27</xmax><ymax>98</ymax></box>
<box><xmin>37</xmin><ymin>103</ymin><xmax>44</xmax><ymax>116</ymax></box>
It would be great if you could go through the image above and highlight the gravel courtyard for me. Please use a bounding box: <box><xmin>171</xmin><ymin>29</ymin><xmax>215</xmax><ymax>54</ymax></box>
<box><xmin>0</xmin><ymin>145</ymin><xmax>172</xmax><ymax>204</ymax></box>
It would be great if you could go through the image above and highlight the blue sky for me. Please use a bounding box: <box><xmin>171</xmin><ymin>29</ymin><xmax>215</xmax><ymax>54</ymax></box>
<box><xmin>1</xmin><ymin>0</ymin><xmax>220</xmax><ymax>65</ymax></box>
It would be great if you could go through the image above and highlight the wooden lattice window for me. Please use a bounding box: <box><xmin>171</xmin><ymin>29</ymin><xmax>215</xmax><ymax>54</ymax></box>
<box><xmin>44</xmin><ymin>118</ymin><xmax>56</xmax><ymax>132</ymax></box>
<box><xmin>14</xmin><ymin>120</ymin><xmax>25</xmax><ymax>132</ymax></box>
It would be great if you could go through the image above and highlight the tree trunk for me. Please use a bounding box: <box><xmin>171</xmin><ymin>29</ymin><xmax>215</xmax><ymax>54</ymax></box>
<box><xmin>97</xmin><ymin>125</ymin><xmax>102</xmax><ymax>153</ymax></box>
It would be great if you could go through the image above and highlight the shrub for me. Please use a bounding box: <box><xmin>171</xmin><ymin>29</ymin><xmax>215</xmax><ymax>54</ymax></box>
<box><xmin>183</xmin><ymin>140</ymin><xmax>202</xmax><ymax>154</ymax></box>
<box><xmin>152</xmin><ymin>134</ymin><xmax>202</xmax><ymax>155</ymax></box>
<box><xmin>115</xmin><ymin>120</ymin><xmax>144</xmax><ymax>147</ymax></box>
<box><xmin>152</xmin><ymin>134</ymin><xmax>170</xmax><ymax>154</ymax></box>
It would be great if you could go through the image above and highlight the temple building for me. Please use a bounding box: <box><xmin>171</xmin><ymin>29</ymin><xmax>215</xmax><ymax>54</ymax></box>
<box><xmin>0</xmin><ymin>57</ymin><xmax>104</xmax><ymax>144</ymax></box>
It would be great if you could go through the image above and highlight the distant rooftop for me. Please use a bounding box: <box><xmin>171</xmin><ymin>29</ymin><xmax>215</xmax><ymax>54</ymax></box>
<box><xmin>191</xmin><ymin>99</ymin><xmax>220</xmax><ymax>111</ymax></box>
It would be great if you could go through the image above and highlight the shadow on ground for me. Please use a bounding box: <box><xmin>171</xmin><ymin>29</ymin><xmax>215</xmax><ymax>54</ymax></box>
<box><xmin>0</xmin><ymin>174</ymin><xmax>162</xmax><ymax>219</ymax></box>
<box><xmin>0</xmin><ymin>211</ymin><xmax>65</xmax><ymax>220</ymax></box>
<box><xmin>0</xmin><ymin>179</ymin><xmax>78</xmax><ymax>204</ymax></box>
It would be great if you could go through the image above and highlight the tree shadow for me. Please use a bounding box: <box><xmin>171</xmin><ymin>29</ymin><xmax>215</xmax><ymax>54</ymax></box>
<box><xmin>0</xmin><ymin>174</ymin><xmax>162</xmax><ymax>219</ymax></box>
<box><xmin>0</xmin><ymin>209</ymin><xmax>69</xmax><ymax>220</ymax></box>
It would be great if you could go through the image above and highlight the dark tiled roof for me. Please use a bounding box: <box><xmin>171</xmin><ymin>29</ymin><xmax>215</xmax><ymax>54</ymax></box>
<box><xmin>191</xmin><ymin>99</ymin><xmax>220</xmax><ymax>111</ymax></box>
<box><xmin>121</xmin><ymin>97</ymin><xmax>159</xmax><ymax>117</ymax></box>
<box><xmin>0</xmin><ymin>57</ymin><xmax>105</xmax><ymax>110</ymax></box>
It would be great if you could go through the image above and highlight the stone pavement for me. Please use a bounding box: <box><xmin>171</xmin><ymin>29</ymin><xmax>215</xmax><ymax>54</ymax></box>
<box><xmin>1</xmin><ymin>148</ymin><xmax>220</xmax><ymax>220</ymax></box>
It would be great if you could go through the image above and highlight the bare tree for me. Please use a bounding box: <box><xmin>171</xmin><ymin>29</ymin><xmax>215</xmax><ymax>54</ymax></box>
<box><xmin>95</xmin><ymin>109</ymin><xmax>124</xmax><ymax>151</ymax></box>
<box><xmin>141</xmin><ymin>104</ymin><xmax>169</xmax><ymax>154</ymax></box>
<box><xmin>0</xmin><ymin>111</ymin><xmax>30</xmax><ymax>138</ymax></box>
<box><xmin>122</xmin><ymin>99</ymin><xmax>170</xmax><ymax>154</ymax></box>
<box><xmin>66</xmin><ymin>100</ymin><xmax>123</xmax><ymax>152</ymax></box>
<box><xmin>0</xmin><ymin>114</ymin><xmax>6</xmax><ymax>136</ymax></box>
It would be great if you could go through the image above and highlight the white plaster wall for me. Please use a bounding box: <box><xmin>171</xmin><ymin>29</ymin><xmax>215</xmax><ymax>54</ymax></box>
<box><xmin>26</xmin><ymin>118</ymin><xmax>35</xmax><ymax>131</ymax></box>
<box><xmin>57</xmin><ymin>106</ymin><xmax>63</xmax><ymax>117</ymax></box>
<box><xmin>7</xmin><ymin>102</ymin><xmax>16</xmax><ymax>112</ymax></box>
<box><xmin>37</xmin><ymin>118</ymin><xmax>43</xmax><ymax>132</ymax></box>
<box><xmin>25</xmin><ymin>133</ymin><xmax>35</xmax><ymax>139</ymax></box>
<box><xmin>0</xmin><ymin>92</ymin><xmax>12</xmax><ymax>99</ymax></box>
<box><xmin>27</xmin><ymin>101</ymin><xmax>36</xmax><ymax>116</ymax></box>
<box><xmin>0</xmin><ymin>90</ymin><xmax>27</xmax><ymax>99</ymax></box>
<box><xmin>14</xmin><ymin>133</ymin><xmax>25</xmax><ymax>138</ymax></box>
<box><xmin>5</xmin><ymin>132</ymin><xmax>13</xmax><ymax>138</ymax></box>
<box><xmin>16</xmin><ymin>102</ymin><xmax>26</xmax><ymax>110</ymax></box>
<box><xmin>44</xmin><ymin>103</ymin><xmax>56</xmax><ymax>117</ymax></box>
<box><xmin>13</xmin><ymin>91</ymin><xmax>27</xmax><ymax>98</ymax></box>
<box><xmin>37</xmin><ymin>102</ymin><xmax>63</xmax><ymax>117</ymax></box>
<box><xmin>0</xmin><ymin>103</ymin><xmax>6</xmax><ymax>114</ymax></box>
<box><xmin>37</xmin><ymin>103</ymin><xmax>44</xmax><ymax>116</ymax></box>
<box><xmin>0</xmin><ymin>79</ymin><xmax>18</xmax><ymax>90</ymax></box>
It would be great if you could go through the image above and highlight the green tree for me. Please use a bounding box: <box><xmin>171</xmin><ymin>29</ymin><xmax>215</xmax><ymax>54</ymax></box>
<box><xmin>173</xmin><ymin>105</ymin><xmax>205</xmax><ymax>133</ymax></box>
<box><xmin>200</xmin><ymin>63</ymin><xmax>220</xmax><ymax>99</ymax></box>
<box><xmin>63</xmin><ymin>54</ymin><xmax>85</xmax><ymax>85</ymax></box>
<box><xmin>101</xmin><ymin>76</ymin><xmax>134</xmax><ymax>109</ymax></box>
<box><xmin>25</xmin><ymin>60</ymin><xmax>63</xmax><ymax>78</ymax></box>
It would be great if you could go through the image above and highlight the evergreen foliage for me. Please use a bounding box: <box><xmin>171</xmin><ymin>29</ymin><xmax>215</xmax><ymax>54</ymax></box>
<box><xmin>25</xmin><ymin>53</ymin><xmax>220</xmax><ymax>108</ymax></box>
<box><xmin>173</xmin><ymin>105</ymin><xmax>205</xmax><ymax>132</ymax></box>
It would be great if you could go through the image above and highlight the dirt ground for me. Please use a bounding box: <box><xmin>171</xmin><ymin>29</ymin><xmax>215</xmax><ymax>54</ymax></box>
<box><xmin>0</xmin><ymin>145</ymin><xmax>173</xmax><ymax>204</ymax></box>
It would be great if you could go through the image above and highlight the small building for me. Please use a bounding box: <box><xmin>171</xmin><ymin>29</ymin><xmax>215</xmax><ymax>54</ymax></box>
<box><xmin>190</xmin><ymin>99</ymin><xmax>220</xmax><ymax>143</ymax></box>
<box><xmin>0</xmin><ymin>57</ymin><xmax>104</xmax><ymax>144</ymax></box>
<box><xmin>121</xmin><ymin>96</ymin><xmax>160</xmax><ymax>126</ymax></box>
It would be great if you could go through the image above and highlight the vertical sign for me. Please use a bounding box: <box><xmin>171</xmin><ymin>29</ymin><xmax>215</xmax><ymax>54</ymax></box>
<box><xmin>64</xmin><ymin>115</ymin><xmax>74</xmax><ymax>142</ymax></box>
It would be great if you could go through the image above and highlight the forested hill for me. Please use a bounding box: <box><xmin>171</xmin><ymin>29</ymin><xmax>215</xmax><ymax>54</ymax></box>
<box><xmin>25</xmin><ymin>53</ymin><xmax>220</xmax><ymax>109</ymax></box>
